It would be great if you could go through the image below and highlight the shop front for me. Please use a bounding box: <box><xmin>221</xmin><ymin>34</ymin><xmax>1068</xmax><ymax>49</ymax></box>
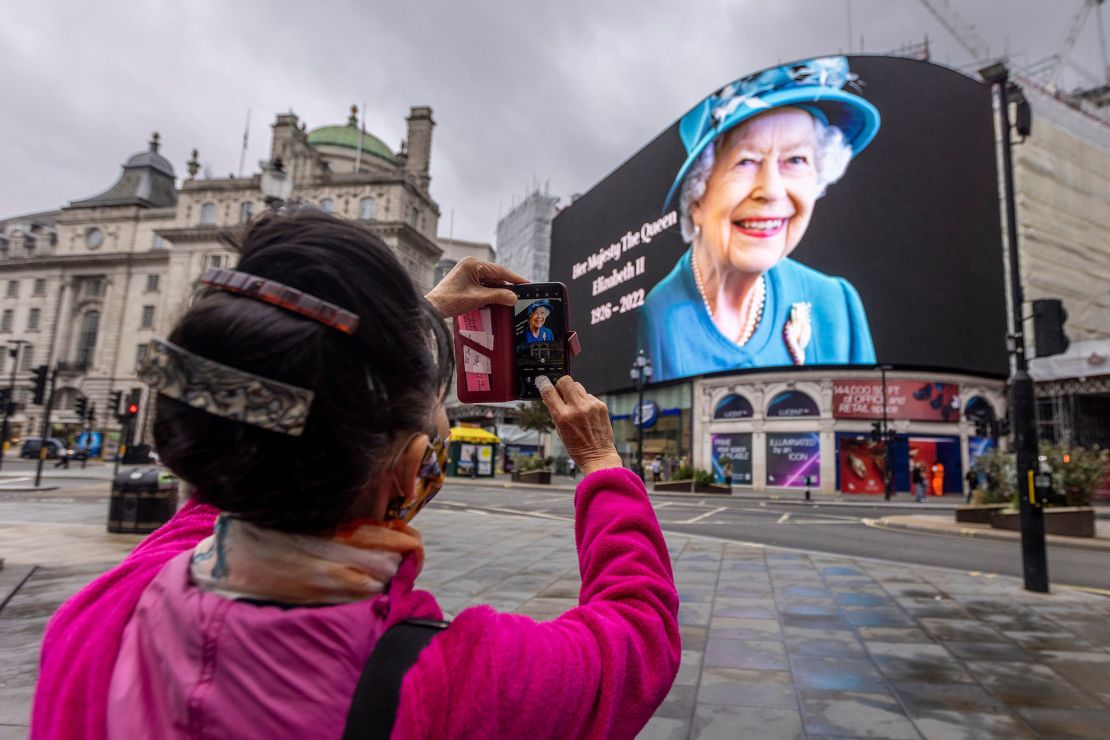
<box><xmin>694</xmin><ymin>370</ymin><xmax>1007</xmax><ymax>495</ymax></box>
<box><xmin>605</xmin><ymin>382</ymin><xmax>692</xmax><ymax>473</ymax></box>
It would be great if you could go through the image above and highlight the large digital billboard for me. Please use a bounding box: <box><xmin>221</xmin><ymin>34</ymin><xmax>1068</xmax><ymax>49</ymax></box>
<box><xmin>551</xmin><ymin>55</ymin><xmax>1008</xmax><ymax>394</ymax></box>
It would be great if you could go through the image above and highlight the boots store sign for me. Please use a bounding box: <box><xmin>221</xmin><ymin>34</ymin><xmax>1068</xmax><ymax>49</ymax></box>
<box><xmin>832</xmin><ymin>380</ymin><xmax>960</xmax><ymax>422</ymax></box>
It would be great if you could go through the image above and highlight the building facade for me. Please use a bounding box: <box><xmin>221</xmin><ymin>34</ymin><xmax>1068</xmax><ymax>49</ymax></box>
<box><xmin>495</xmin><ymin>188</ymin><xmax>559</xmax><ymax>282</ymax></box>
<box><xmin>0</xmin><ymin>106</ymin><xmax>442</xmax><ymax>448</ymax></box>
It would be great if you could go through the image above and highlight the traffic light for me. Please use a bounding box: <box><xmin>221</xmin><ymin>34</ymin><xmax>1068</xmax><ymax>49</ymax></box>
<box><xmin>87</xmin><ymin>402</ymin><xmax>96</xmax><ymax>425</ymax></box>
<box><xmin>126</xmin><ymin>401</ymin><xmax>139</xmax><ymax>418</ymax></box>
<box><xmin>1032</xmin><ymin>299</ymin><xmax>1069</xmax><ymax>357</ymax></box>
<box><xmin>109</xmin><ymin>390</ymin><xmax>123</xmax><ymax>419</ymax></box>
<box><xmin>75</xmin><ymin>396</ymin><xmax>88</xmax><ymax>420</ymax></box>
<box><xmin>31</xmin><ymin>365</ymin><xmax>49</xmax><ymax>405</ymax></box>
<box><xmin>870</xmin><ymin>422</ymin><xmax>882</xmax><ymax>443</ymax></box>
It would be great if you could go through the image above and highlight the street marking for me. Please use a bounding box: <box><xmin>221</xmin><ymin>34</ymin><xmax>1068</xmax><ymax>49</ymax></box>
<box><xmin>678</xmin><ymin>507</ymin><xmax>727</xmax><ymax>524</ymax></box>
<box><xmin>653</xmin><ymin>502</ymin><xmax>676</xmax><ymax>509</ymax></box>
<box><xmin>777</xmin><ymin>513</ymin><xmax>791</xmax><ymax>524</ymax></box>
<box><xmin>0</xmin><ymin>477</ymin><xmax>33</xmax><ymax>487</ymax></box>
<box><xmin>790</xmin><ymin>519</ymin><xmax>862</xmax><ymax>525</ymax></box>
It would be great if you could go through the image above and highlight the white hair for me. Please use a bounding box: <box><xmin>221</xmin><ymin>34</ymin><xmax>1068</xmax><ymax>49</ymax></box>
<box><xmin>678</xmin><ymin>115</ymin><xmax>852</xmax><ymax>243</ymax></box>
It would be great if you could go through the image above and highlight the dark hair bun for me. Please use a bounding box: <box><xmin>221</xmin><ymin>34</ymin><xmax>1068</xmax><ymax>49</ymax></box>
<box><xmin>153</xmin><ymin>209</ymin><xmax>452</xmax><ymax>533</ymax></box>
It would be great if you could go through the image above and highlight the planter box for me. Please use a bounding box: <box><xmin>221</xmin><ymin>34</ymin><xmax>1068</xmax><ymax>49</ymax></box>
<box><xmin>989</xmin><ymin>507</ymin><xmax>1096</xmax><ymax>537</ymax></box>
<box><xmin>511</xmin><ymin>470</ymin><xmax>551</xmax><ymax>485</ymax></box>
<box><xmin>654</xmin><ymin>480</ymin><xmax>731</xmax><ymax>495</ymax></box>
<box><xmin>955</xmin><ymin>504</ymin><xmax>1009</xmax><ymax>525</ymax></box>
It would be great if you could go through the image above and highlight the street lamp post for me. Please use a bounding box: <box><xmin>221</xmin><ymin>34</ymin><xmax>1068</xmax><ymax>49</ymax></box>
<box><xmin>979</xmin><ymin>62</ymin><xmax>1048</xmax><ymax>593</ymax></box>
<box><xmin>0</xmin><ymin>340</ymin><xmax>31</xmax><ymax>472</ymax></box>
<box><xmin>629</xmin><ymin>350</ymin><xmax>653</xmax><ymax>481</ymax></box>
<box><xmin>880</xmin><ymin>364</ymin><xmax>894</xmax><ymax>501</ymax></box>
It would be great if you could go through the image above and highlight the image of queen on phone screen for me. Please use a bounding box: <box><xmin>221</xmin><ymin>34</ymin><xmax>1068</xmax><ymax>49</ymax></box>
<box><xmin>515</xmin><ymin>298</ymin><xmax>565</xmax><ymax>395</ymax></box>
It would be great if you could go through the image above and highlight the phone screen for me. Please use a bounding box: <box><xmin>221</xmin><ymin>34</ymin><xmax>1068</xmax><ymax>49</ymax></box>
<box><xmin>513</xmin><ymin>285</ymin><xmax>567</xmax><ymax>398</ymax></box>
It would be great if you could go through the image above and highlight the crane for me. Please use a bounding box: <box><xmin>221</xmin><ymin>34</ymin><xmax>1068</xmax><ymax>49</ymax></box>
<box><xmin>1046</xmin><ymin>0</ymin><xmax>1107</xmax><ymax>95</ymax></box>
<box><xmin>917</xmin><ymin>0</ymin><xmax>992</xmax><ymax>63</ymax></box>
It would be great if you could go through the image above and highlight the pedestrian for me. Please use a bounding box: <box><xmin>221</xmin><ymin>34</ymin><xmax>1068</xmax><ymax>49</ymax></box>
<box><xmin>469</xmin><ymin>447</ymin><xmax>479</xmax><ymax>479</ymax></box>
<box><xmin>651</xmin><ymin>456</ymin><xmax>662</xmax><ymax>483</ymax></box>
<box><xmin>567</xmin><ymin>457</ymin><xmax>577</xmax><ymax>479</ymax></box>
<box><xmin>912</xmin><ymin>464</ymin><xmax>926</xmax><ymax>503</ymax></box>
<box><xmin>931</xmin><ymin>460</ymin><xmax>945</xmax><ymax>497</ymax></box>
<box><xmin>964</xmin><ymin>468</ymin><xmax>978</xmax><ymax>504</ymax></box>
<box><xmin>53</xmin><ymin>446</ymin><xmax>71</xmax><ymax>469</ymax></box>
<box><xmin>33</xmin><ymin>210</ymin><xmax>679</xmax><ymax>740</ymax></box>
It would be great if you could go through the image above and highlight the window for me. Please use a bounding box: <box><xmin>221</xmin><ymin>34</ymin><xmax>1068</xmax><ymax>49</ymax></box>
<box><xmin>0</xmin><ymin>310</ymin><xmax>11</xmax><ymax>333</ymax></box>
<box><xmin>21</xmin><ymin>344</ymin><xmax>33</xmax><ymax>371</ymax></box>
<box><xmin>76</xmin><ymin>311</ymin><xmax>100</xmax><ymax>367</ymax></box>
<box><xmin>0</xmin><ymin>351</ymin><xmax>4</xmax><ymax>372</ymax></box>
<box><xmin>27</xmin><ymin>308</ymin><xmax>40</xmax><ymax>331</ymax></box>
<box><xmin>152</xmin><ymin>234</ymin><xmax>166</xmax><ymax>250</ymax></box>
<box><xmin>33</xmin><ymin>278</ymin><xmax>45</xmax><ymax>296</ymax></box>
<box><xmin>136</xmin><ymin>343</ymin><xmax>149</xmax><ymax>368</ymax></box>
<box><xmin>359</xmin><ymin>197</ymin><xmax>376</xmax><ymax>220</ymax></box>
<box><xmin>200</xmin><ymin>202</ymin><xmax>216</xmax><ymax>225</ymax></box>
<box><xmin>239</xmin><ymin>201</ymin><xmax>254</xmax><ymax>223</ymax></box>
<box><xmin>207</xmin><ymin>254</ymin><xmax>223</xmax><ymax>269</ymax></box>
<box><xmin>146</xmin><ymin>274</ymin><xmax>160</xmax><ymax>292</ymax></box>
<box><xmin>320</xmin><ymin>198</ymin><xmax>335</xmax><ymax>214</ymax></box>
<box><xmin>141</xmin><ymin>305</ymin><xmax>155</xmax><ymax>329</ymax></box>
<box><xmin>84</xmin><ymin>278</ymin><xmax>105</xmax><ymax>297</ymax></box>
<box><xmin>410</xmin><ymin>206</ymin><xmax>419</xmax><ymax>228</ymax></box>
<box><xmin>6</xmin><ymin>280</ymin><xmax>18</xmax><ymax>298</ymax></box>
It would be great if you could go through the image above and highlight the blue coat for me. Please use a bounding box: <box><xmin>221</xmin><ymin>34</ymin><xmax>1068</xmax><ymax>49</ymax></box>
<box><xmin>638</xmin><ymin>250</ymin><xmax>875</xmax><ymax>382</ymax></box>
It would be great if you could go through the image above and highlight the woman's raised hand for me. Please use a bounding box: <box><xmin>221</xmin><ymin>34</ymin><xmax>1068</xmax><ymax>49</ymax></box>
<box><xmin>425</xmin><ymin>256</ymin><xmax>526</xmax><ymax>318</ymax></box>
<box><xmin>536</xmin><ymin>375</ymin><xmax>623</xmax><ymax>476</ymax></box>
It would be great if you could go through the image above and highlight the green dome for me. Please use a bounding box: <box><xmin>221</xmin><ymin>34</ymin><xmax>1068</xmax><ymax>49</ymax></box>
<box><xmin>307</xmin><ymin>123</ymin><xmax>396</xmax><ymax>165</ymax></box>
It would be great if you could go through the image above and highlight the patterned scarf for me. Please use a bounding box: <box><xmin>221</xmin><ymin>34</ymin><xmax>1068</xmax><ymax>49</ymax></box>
<box><xmin>190</xmin><ymin>514</ymin><xmax>424</xmax><ymax>605</ymax></box>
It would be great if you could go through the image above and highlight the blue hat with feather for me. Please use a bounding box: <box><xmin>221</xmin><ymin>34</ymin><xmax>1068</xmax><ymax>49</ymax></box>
<box><xmin>663</xmin><ymin>56</ymin><xmax>880</xmax><ymax>210</ymax></box>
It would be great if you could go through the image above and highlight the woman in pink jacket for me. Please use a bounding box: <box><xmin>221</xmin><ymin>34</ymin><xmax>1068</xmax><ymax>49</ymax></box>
<box><xmin>32</xmin><ymin>209</ymin><xmax>680</xmax><ymax>739</ymax></box>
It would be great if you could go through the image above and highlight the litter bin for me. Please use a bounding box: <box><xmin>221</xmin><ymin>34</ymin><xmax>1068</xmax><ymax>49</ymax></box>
<box><xmin>108</xmin><ymin>467</ymin><xmax>179</xmax><ymax>534</ymax></box>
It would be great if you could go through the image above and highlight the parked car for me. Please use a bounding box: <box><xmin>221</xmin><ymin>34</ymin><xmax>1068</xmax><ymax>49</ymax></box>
<box><xmin>19</xmin><ymin>437</ymin><xmax>67</xmax><ymax>459</ymax></box>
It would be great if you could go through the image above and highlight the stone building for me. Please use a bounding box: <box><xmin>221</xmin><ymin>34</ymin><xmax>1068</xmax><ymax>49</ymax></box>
<box><xmin>0</xmin><ymin>106</ymin><xmax>442</xmax><ymax>447</ymax></box>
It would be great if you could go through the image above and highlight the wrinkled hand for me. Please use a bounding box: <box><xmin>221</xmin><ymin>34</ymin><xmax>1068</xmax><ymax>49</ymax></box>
<box><xmin>425</xmin><ymin>256</ymin><xmax>525</xmax><ymax>318</ymax></box>
<box><xmin>537</xmin><ymin>375</ymin><xmax>623</xmax><ymax>476</ymax></box>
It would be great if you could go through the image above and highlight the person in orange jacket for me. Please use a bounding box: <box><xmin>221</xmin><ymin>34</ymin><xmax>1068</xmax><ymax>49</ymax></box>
<box><xmin>930</xmin><ymin>461</ymin><xmax>945</xmax><ymax>496</ymax></box>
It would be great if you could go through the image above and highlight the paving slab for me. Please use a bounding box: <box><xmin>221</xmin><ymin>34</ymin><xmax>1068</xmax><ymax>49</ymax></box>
<box><xmin>4</xmin><ymin>495</ymin><xmax>1110</xmax><ymax>739</ymax></box>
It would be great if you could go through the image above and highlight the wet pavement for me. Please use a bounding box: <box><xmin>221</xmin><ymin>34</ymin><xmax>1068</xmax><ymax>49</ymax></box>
<box><xmin>3</xmin><ymin>484</ymin><xmax>1110</xmax><ymax>738</ymax></box>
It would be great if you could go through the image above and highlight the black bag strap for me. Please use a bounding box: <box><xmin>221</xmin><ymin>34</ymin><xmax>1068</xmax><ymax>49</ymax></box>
<box><xmin>343</xmin><ymin>618</ymin><xmax>450</xmax><ymax>740</ymax></box>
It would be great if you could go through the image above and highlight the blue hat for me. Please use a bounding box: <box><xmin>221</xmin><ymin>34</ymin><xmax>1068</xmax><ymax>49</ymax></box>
<box><xmin>663</xmin><ymin>56</ymin><xmax>880</xmax><ymax>210</ymax></box>
<box><xmin>527</xmin><ymin>299</ymin><xmax>553</xmax><ymax>316</ymax></box>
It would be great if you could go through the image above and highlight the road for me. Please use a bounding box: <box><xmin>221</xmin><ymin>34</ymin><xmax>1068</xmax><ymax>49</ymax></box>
<box><xmin>3</xmin><ymin>467</ymin><xmax>1109</xmax><ymax>593</ymax></box>
<box><xmin>441</xmin><ymin>483</ymin><xmax>1110</xmax><ymax>593</ymax></box>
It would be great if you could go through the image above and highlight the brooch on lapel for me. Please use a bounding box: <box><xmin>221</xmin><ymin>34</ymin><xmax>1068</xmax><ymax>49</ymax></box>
<box><xmin>784</xmin><ymin>302</ymin><xmax>812</xmax><ymax>365</ymax></box>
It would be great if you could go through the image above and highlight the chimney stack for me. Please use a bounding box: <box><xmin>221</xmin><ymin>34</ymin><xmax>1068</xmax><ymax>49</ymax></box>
<box><xmin>404</xmin><ymin>106</ymin><xmax>434</xmax><ymax>191</ymax></box>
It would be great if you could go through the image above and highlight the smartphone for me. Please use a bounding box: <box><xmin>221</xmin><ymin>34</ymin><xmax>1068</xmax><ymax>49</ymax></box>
<box><xmin>512</xmin><ymin>283</ymin><xmax>569</xmax><ymax>399</ymax></box>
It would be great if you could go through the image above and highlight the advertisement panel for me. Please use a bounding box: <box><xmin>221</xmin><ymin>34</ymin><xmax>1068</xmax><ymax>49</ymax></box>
<box><xmin>839</xmin><ymin>438</ymin><xmax>887</xmax><ymax>494</ymax></box>
<box><xmin>766</xmin><ymin>432</ymin><xmax>821</xmax><ymax>488</ymax></box>
<box><xmin>551</xmin><ymin>55</ymin><xmax>1007</xmax><ymax>394</ymax></box>
<box><xmin>832</xmin><ymin>380</ymin><xmax>961</xmax><ymax>422</ymax></box>
<box><xmin>710</xmin><ymin>433</ymin><xmax>753</xmax><ymax>485</ymax></box>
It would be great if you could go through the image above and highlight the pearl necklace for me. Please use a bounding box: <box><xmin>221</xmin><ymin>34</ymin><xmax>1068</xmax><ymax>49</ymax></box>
<box><xmin>691</xmin><ymin>250</ymin><xmax>766</xmax><ymax>346</ymax></box>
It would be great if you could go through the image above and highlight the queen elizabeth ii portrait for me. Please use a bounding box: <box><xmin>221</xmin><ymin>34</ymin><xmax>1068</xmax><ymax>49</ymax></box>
<box><xmin>638</xmin><ymin>57</ymin><xmax>880</xmax><ymax>382</ymax></box>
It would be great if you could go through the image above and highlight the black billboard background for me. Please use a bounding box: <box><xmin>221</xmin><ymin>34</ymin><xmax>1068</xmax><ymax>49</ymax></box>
<box><xmin>550</xmin><ymin>55</ymin><xmax>1008</xmax><ymax>395</ymax></box>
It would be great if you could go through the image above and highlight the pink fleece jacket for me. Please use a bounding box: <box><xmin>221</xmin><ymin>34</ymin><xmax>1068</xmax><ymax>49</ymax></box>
<box><xmin>32</xmin><ymin>467</ymin><xmax>680</xmax><ymax>739</ymax></box>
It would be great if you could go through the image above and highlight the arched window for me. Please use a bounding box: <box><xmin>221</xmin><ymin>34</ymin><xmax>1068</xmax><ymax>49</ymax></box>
<box><xmin>239</xmin><ymin>201</ymin><xmax>254</xmax><ymax>223</ymax></box>
<box><xmin>766</xmin><ymin>390</ymin><xmax>819</xmax><ymax>418</ymax></box>
<box><xmin>77</xmin><ymin>311</ymin><xmax>100</xmax><ymax>368</ymax></box>
<box><xmin>359</xmin><ymin>197</ymin><xmax>376</xmax><ymax>220</ymax></box>
<box><xmin>713</xmin><ymin>393</ymin><xmax>754</xmax><ymax>420</ymax></box>
<box><xmin>200</xmin><ymin>203</ymin><xmax>216</xmax><ymax>225</ymax></box>
<box><xmin>320</xmin><ymin>198</ymin><xmax>335</xmax><ymax>214</ymax></box>
<box><xmin>435</xmin><ymin>259</ymin><xmax>457</xmax><ymax>285</ymax></box>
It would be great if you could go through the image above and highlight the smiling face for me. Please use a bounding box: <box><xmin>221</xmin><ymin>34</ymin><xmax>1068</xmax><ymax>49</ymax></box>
<box><xmin>529</xmin><ymin>307</ymin><xmax>549</xmax><ymax>332</ymax></box>
<box><xmin>691</xmin><ymin>107</ymin><xmax>821</xmax><ymax>276</ymax></box>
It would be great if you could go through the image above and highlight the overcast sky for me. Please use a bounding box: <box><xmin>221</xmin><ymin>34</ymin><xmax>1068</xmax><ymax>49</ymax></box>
<box><xmin>1</xmin><ymin>0</ymin><xmax>1105</xmax><ymax>243</ymax></box>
